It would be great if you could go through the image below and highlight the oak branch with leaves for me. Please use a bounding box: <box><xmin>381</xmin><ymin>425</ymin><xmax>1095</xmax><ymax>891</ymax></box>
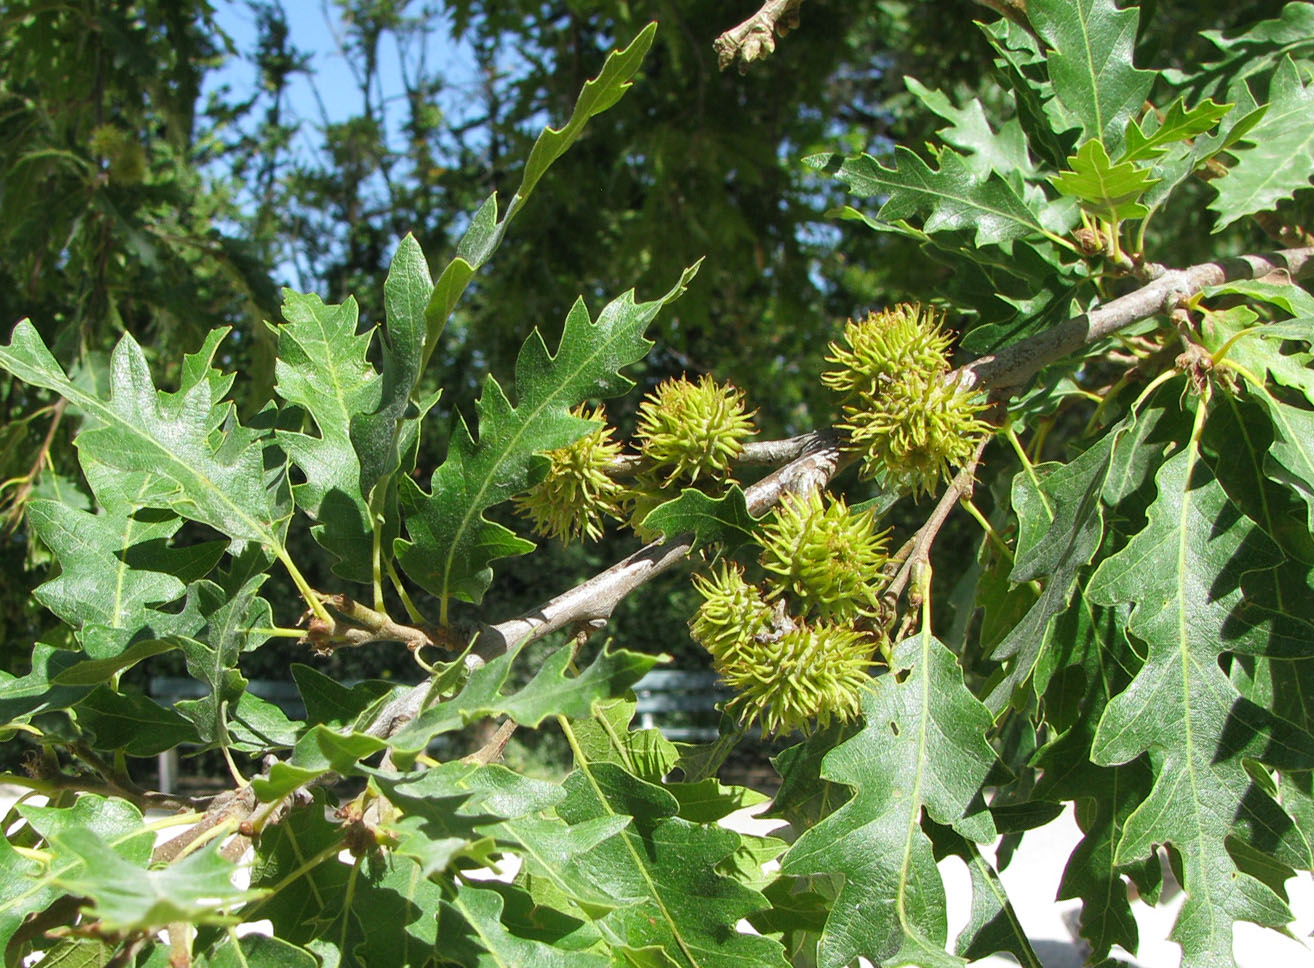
<box><xmin>4</xmin><ymin>4</ymin><xmax>1314</xmax><ymax>968</ymax></box>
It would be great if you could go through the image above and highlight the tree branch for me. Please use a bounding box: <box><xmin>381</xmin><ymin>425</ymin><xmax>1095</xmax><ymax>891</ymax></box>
<box><xmin>714</xmin><ymin>0</ymin><xmax>805</xmax><ymax>72</ymax></box>
<box><xmin>605</xmin><ymin>432</ymin><xmax>827</xmax><ymax>477</ymax></box>
<box><xmin>960</xmin><ymin>246</ymin><xmax>1314</xmax><ymax>392</ymax></box>
<box><xmin>365</xmin><ymin>431</ymin><xmax>845</xmax><ymax>736</ymax></box>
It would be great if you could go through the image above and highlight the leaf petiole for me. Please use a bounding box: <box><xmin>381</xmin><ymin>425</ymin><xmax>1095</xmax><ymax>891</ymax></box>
<box><xmin>960</xmin><ymin>496</ymin><xmax>1014</xmax><ymax>562</ymax></box>
<box><xmin>274</xmin><ymin>548</ymin><xmax>334</xmax><ymax>626</ymax></box>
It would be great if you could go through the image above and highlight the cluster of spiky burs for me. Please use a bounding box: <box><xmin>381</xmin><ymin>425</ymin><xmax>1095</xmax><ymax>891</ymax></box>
<box><xmin>823</xmin><ymin>304</ymin><xmax>990</xmax><ymax>496</ymax></box>
<box><xmin>628</xmin><ymin>374</ymin><xmax>757</xmax><ymax>538</ymax></box>
<box><xmin>514</xmin><ymin>404</ymin><xmax>627</xmax><ymax>543</ymax></box>
<box><xmin>689</xmin><ymin>491</ymin><xmax>891</xmax><ymax>736</ymax></box>
<box><xmin>514</xmin><ymin>378</ymin><xmax>758</xmax><ymax>545</ymax></box>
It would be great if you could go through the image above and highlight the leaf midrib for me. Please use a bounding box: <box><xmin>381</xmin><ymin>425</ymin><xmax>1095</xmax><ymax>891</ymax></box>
<box><xmin>69</xmin><ymin>380</ymin><xmax>278</xmax><ymax>549</ymax></box>
<box><xmin>435</xmin><ymin>289</ymin><xmax>668</xmax><ymax>612</ymax></box>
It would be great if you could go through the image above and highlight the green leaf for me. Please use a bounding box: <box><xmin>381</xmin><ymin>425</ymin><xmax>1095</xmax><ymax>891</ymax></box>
<box><xmin>251</xmin><ymin>726</ymin><xmax>387</xmax><ymax>801</ymax></box>
<box><xmin>372</xmin><ymin>762</ymin><xmax>561</xmax><ymax>878</ymax></box>
<box><xmin>398</xmin><ymin>265</ymin><xmax>699</xmax><ymax>615</ymax></box>
<box><xmin>0</xmin><ymin>322</ymin><xmax>291</xmax><ymax>552</ymax></box>
<box><xmin>1166</xmin><ymin>2</ymin><xmax>1314</xmax><ymax>103</ymax></box>
<box><xmin>985</xmin><ymin>429</ymin><xmax>1116</xmax><ymax>712</ymax></box>
<box><xmin>978</xmin><ymin>18</ymin><xmax>1073</xmax><ymax>170</ymax></box>
<box><xmin>421</xmin><ymin>25</ymin><xmax>658</xmax><ymax>361</ymax></box>
<box><xmin>170</xmin><ymin>549</ymin><xmax>275</xmax><ymax>748</ymax></box>
<box><xmin>291</xmin><ymin>663</ymin><xmax>396</xmax><ymax>730</ymax></box>
<box><xmin>781</xmin><ymin>634</ymin><xmax>997</xmax><ymax>968</ymax></box>
<box><xmin>15</xmin><ymin>938</ymin><xmax>117</xmax><ymax>967</ymax></box>
<box><xmin>764</xmin><ymin>722</ymin><xmax>854</xmax><ymax>833</ymax></box>
<box><xmin>386</xmin><ymin>642</ymin><xmax>662</xmax><ymax>762</ymax></box>
<box><xmin>925</xmin><ymin>820</ymin><xmax>1041</xmax><ymax>967</ymax></box>
<box><xmin>439</xmin><ymin>883</ymin><xmax>609</xmax><ymax>968</ymax></box>
<box><xmin>350</xmin><ymin>234</ymin><xmax>433</xmax><ymax>495</ymax></box>
<box><xmin>273</xmin><ymin>289</ymin><xmax>381</xmax><ymax>581</ymax></box>
<box><xmin>507</xmin><ymin>814</ymin><xmax>636</xmax><ymax>918</ymax></box>
<box><xmin>51</xmin><ymin>829</ymin><xmax>259</xmax><ymax>931</ymax></box>
<box><xmin>1211</xmin><ymin>56</ymin><xmax>1314</xmax><ymax>230</ymax></box>
<box><xmin>25</xmin><ymin>495</ymin><xmax>222</xmax><ymax>658</ymax></box>
<box><xmin>51</xmin><ymin>638</ymin><xmax>176</xmax><ymax>686</ymax></box>
<box><xmin>1027</xmin><ymin>0</ymin><xmax>1155</xmax><ymax>154</ymax></box>
<box><xmin>1254</xmin><ymin>392</ymin><xmax>1314</xmax><ymax>533</ymax></box>
<box><xmin>0</xmin><ymin>833</ymin><xmax>58</xmax><ymax>953</ymax></box>
<box><xmin>0</xmin><ymin>643</ymin><xmax>92</xmax><ymax>728</ymax></box>
<box><xmin>1050</xmin><ymin>139</ymin><xmax>1157</xmax><ymax>221</ymax></box>
<box><xmin>1207</xmin><ymin>315</ymin><xmax>1314</xmax><ymax>412</ymax></box>
<box><xmin>1030</xmin><ymin>584</ymin><xmax>1155</xmax><ymax>962</ymax></box>
<box><xmin>1205</xmin><ymin>391</ymin><xmax>1314</xmax><ymax>566</ymax></box>
<box><xmin>904</xmin><ymin>77</ymin><xmax>1038</xmax><ymax>179</ymax></box>
<box><xmin>226</xmin><ymin>689</ymin><xmax>301</xmax><ymax>751</ymax></box>
<box><xmin>73</xmin><ymin>686</ymin><xmax>199</xmax><ymax>755</ymax></box>
<box><xmin>247</xmin><ymin>792</ymin><xmax>352</xmax><ymax>948</ymax></box>
<box><xmin>554</xmin><ymin>760</ymin><xmax>789</xmax><ymax>967</ymax></box>
<box><xmin>569</xmin><ymin>698</ymin><xmax>680</xmax><ymax>784</ymax></box>
<box><xmin>1120</xmin><ymin>98</ymin><xmax>1233</xmax><ymax>163</ymax></box>
<box><xmin>1</xmin><ymin>796</ymin><xmax>155</xmax><ymax>951</ymax></box>
<box><xmin>1203</xmin><ymin>278</ymin><xmax>1314</xmax><ymax>318</ymax></box>
<box><xmin>202</xmin><ymin>935</ymin><xmax>318</xmax><ymax>968</ymax></box>
<box><xmin>641</xmin><ymin>486</ymin><xmax>761</xmax><ymax>554</ymax></box>
<box><xmin>809</xmin><ymin>148</ymin><xmax>1062</xmax><ymax>249</ymax></box>
<box><xmin>1087</xmin><ymin>441</ymin><xmax>1314</xmax><ymax>966</ymax></box>
<box><xmin>664</xmin><ymin>779</ymin><xmax>769</xmax><ymax>825</ymax></box>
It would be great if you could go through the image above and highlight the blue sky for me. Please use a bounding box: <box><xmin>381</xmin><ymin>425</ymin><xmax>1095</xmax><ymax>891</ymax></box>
<box><xmin>206</xmin><ymin>2</ymin><xmax>478</xmax><ymax>172</ymax></box>
<box><xmin>202</xmin><ymin>2</ymin><xmax>484</xmax><ymax>287</ymax></box>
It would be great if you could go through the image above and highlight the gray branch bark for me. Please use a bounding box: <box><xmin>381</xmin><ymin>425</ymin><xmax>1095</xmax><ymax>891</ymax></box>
<box><xmin>960</xmin><ymin>247</ymin><xmax>1314</xmax><ymax>392</ymax></box>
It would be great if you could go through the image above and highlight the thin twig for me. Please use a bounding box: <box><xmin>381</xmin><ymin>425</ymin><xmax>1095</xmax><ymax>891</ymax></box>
<box><xmin>151</xmin><ymin>787</ymin><xmax>256</xmax><ymax>865</ymax></box>
<box><xmin>462</xmin><ymin>719</ymin><xmax>517</xmax><ymax>765</ymax></box>
<box><xmin>3</xmin><ymin>397</ymin><xmax>66</xmax><ymax>533</ymax></box>
<box><xmin>605</xmin><ymin>432</ymin><xmax>828</xmax><ymax>477</ymax></box>
<box><xmin>882</xmin><ymin>435</ymin><xmax>991</xmax><ymax>612</ymax></box>
<box><xmin>713</xmin><ymin>0</ymin><xmax>805</xmax><ymax>71</ymax></box>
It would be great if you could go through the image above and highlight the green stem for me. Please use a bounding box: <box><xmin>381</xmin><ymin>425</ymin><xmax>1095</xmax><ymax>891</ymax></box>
<box><xmin>370</xmin><ymin>491</ymin><xmax>387</xmax><ymax>613</ymax></box>
<box><xmin>1084</xmin><ymin>369</ymin><xmax>1135</xmax><ymax>435</ymax></box>
<box><xmin>386</xmin><ymin>558</ymin><xmax>426</xmax><ymax>624</ymax></box>
<box><xmin>559</xmin><ymin>714</ymin><xmax>588</xmax><ymax>766</ymax></box>
<box><xmin>1003</xmin><ymin>422</ymin><xmax>1052</xmax><ymax>522</ymax></box>
<box><xmin>220</xmin><ymin>745</ymin><xmax>247</xmax><ymax>788</ymax></box>
<box><xmin>1216</xmin><ymin>358</ymin><xmax>1266</xmax><ymax>393</ymax></box>
<box><xmin>275</xmin><ymin>548</ymin><xmax>333</xmax><ymax>625</ymax></box>
<box><xmin>960</xmin><ymin>496</ymin><xmax>1014</xmax><ymax>563</ymax></box>
<box><xmin>1042</xmin><ymin>228</ymin><xmax>1082</xmax><ymax>255</ymax></box>
<box><xmin>252</xmin><ymin>626</ymin><xmax>311</xmax><ymax>638</ymax></box>
<box><xmin>1128</xmin><ymin>368</ymin><xmax>1178</xmax><ymax>415</ymax></box>
<box><xmin>244</xmin><ymin>840</ymin><xmax>344</xmax><ymax>917</ymax></box>
<box><xmin>1108</xmin><ymin>215</ymin><xmax>1125</xmax><ymax>263</ymax></box>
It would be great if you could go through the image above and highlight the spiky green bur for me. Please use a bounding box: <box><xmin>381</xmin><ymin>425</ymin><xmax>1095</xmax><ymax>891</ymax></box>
<box><xmin>821</xmin><ymin>303</ymin><xmax>954</xmax><ymax>397</ymax></box>
<box><xmin>689</xmin><ymin>562</ymin><xmax>773</xmax><ymax>664</ymax></box>
<box><xmin>842</xmin><ymin>372</ymin><xmax>990</xmax><ymax>496</ymax></box>
<box><xmin>634</xmin><ymin>374</ymin><xmax>757</xmax><ymax>486</ymax></box>
<box><xmin>758</xmin><ymin>490</ymin><xmax>889</xmax><ymax>621</ymax></box>
<box><xmin>513</xmin><ymin>404</ymin><xmax>626</xmax><ymax>543</ymax></box>
<box><xmin>690</xmin><ymin>564</ymin><xmax>877</xmax><ymax>736</ymax></box>
<box><xmin>823</xmin><ymin>303</ymin><xmax>989</xmax><ymax>495</ymax></box>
